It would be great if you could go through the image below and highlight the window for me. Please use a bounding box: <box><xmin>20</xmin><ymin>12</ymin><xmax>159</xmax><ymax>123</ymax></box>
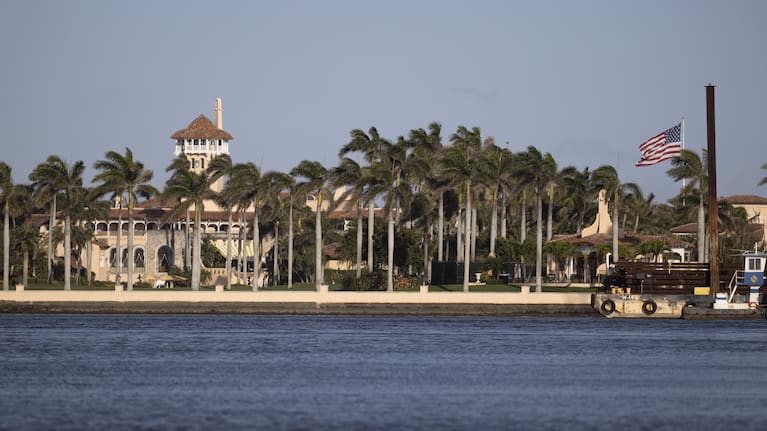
<box><xmin>135</xmin><ymin>248</ymin><xmax>145</xmax><ymax>268</ymax></box>
<box><xmin>747</xmin><ymin>258</ymin><xmax>761</xmax><ymax>271</ymax></box>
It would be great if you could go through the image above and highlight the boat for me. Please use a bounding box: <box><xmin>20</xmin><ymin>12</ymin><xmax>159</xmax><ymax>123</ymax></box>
<box><xmin>592</xmin><ymin>246</ymin><xmax>767</xmax><ymax>319</ymax></box>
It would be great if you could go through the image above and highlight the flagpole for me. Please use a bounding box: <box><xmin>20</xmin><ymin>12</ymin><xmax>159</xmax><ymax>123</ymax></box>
<box><xmin>681</xmin><ymin>117</ymin><xmax>686</xmax><ymax>205</ymax></box>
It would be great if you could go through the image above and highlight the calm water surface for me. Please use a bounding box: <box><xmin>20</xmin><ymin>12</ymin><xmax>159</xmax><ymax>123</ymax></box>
<box><xmin>2</xmin><ymin>314</ymin><xmax>767</xmax><ymax>430</ymax></box>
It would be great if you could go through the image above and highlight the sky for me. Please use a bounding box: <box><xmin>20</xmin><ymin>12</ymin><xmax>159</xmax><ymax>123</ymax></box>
<box><xmin>1</xmin><ymin>0</ymin><xmax>766</xmax><ymax>203</ymax></box>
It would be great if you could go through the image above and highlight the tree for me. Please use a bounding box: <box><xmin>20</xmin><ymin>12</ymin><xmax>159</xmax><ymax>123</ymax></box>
<box><xmin>291</xmin><ymin>160</ymin><xmax>331</xmax><ymax>291</ymax></box>
<box><xmin>559</xmin><ymin>166</ymin><xmax>593</xmax><ymax>234</ymax></box>
<box><xmin>163</xmin><ymin>156</ymin><xmax>215</xmax><ymax>290</ymax></box>
<box><xmin>340</xmin><ymin>127</ymin><xmax>388</xmax><ymax>272</ymax></box>
<box><xmin>93</xmin><ymin>148</ymin><xmax>157</xmax><ymax>290</ymax></box>
<box><xmin>30</xmin><ymin>156</ymin><xmax>70</xmax><ymax>284</ymax></box>
<box><xmin>208</xmin><ymin>155</ymin><xmax>234</xmax><ymax>289</ymax></box>
<box><xmin>667</xmin><ymin>149</ymin><xmax>707</xmax><ymax>262</ymax></box>
<box><xmin>331</xmin><ymin>158</ymin><xmax>369</xmax><ymax>278</ymax></box>
<box><xmin>442</xmin><ymin>126</ymin><xmax>483</xmax><ymax>292</ymax></box>
<box><xmin>0</xmin><ymin>162</ymin><xmax>12</xmax><ymax>290</ymax></box>
<box><xmin>514</xmin><ymin>146</ymin><xmax>557</xmax><ymax>292</ymax></box>
<box><xmin>478</xmin><ymin>139</ymin><xmax>513</xmax><ymax>257</ymax></box>
<box><xmin>56</xmin><ymin>159</ymin><xmax>86</xmax><ymax>290</ymax></box>
<box><xmin>622</xmin><ymin>183</ymin><xmax>655</xmax><ymax>233</ymax></box>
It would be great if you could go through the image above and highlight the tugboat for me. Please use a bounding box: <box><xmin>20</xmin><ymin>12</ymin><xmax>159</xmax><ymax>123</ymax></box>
<box><xmin>592</xmin><ymin>246</ymin><xmax>767</xmax><ymax>319</ymax></box>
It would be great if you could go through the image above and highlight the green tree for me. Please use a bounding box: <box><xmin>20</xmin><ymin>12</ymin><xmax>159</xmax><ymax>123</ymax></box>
<box><xmin>93</xmin><ymin>148</ymin><xmax>157</xmax><ymax>290</ymax></box>
<box><xmin>163</xmin><ymin>156</ymin><xmax>216</xmax><ymax>290</ymax></box>
<box><xmin>30</xmin><ymin>156</ymin><xmax>71</xmax><ymax>284</ymax></box>
<box><xmin>667</xmin><ymin>149</ymin><xmax>707</xmax><ymax>262</ymax></box>
<box><xmin>0</xmin><ymin>162</ymin><xmax>12</xmax><ymax>290</ymax></box>
<box><xmin>442</xmin><ymin>126</ymin><xmax>483</xmax><ymax>291</ymax></box>
<box><xmin>514</xmin><ymin>146</ymin><xmax>557</xmax><ymax>292</ymax></box>
<box><xmin>291</xmin><ymin>160</ymin><xmax>331</xmax><ymax>291</ymax></box>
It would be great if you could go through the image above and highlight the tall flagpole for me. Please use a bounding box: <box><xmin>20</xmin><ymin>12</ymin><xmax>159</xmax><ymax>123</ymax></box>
<box><xmin>681</xmin><ymin>117</ymin><xmax>686</xmax><ymax>205</ymax></box>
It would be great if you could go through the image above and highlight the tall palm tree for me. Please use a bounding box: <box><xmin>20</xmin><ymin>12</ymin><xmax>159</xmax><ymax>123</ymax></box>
<box><xmin>667</xmin><ymin>149</ymin><xmax>707</xmax><ymax>262</ymax></box>
<box><xmin>58</xmin><ymin>160</ymin><xmax>86</xmax><ymax>290</ymax></box>
<box><xmin>409</xmin><ymin>122</ymin><xmax>446</xmax><ymax>268</ymax></box>
<box><xmin>93</xmin><ymin>148</ymin><xmax>157</xmax><ymax>290</ymax></box>
<box><xmin>30</xmin><ymin>156</ymin><xmax>70</xmax><ymax>284</ymax></box>
<box><xmin>591</xmin><ymin>165</ymin><xmax>623</xmax><ymax>265</ymax></box>
<box><xmin>0</xmin><ymin>162</ymin><xmax>12</xmax><ymax>290</ymax></box>
<box><xmin>5</xmin><ymin>182</ymin><xmax>36</xmax><ymax>287</ymax></box>
<box><xmin>367</xmin><ymin>136</ymin><xmax>425</xmax><ymax>291</ymax></box>
<box><xmin>163</xmin><ymin>156</ymin><xmax>215</xmax><ymax>290</ymax></box>
<box><xmin>622</xmin><ymin>183</ymin><xmax>655</xmax><ymax>233</ymax></box>
<box><xmin>291</xmin><ymin>160</ymin><xmax>331</xmax><ymax>291</ymax></box>
<box><xmin>331</xmin><ymin>157</ymin><xmax>369</xmax><ymax>278</ymax></box>
<box><xmin>260</xmin><ymin>171</ymin><xmax>292</xmax><ymax>286</ymax></box>
<box><xmin>478</xmin><ymin>139</ymin><xmax>514</xmax><ymax>257</ymax></box>
<box><xmin>208</xmin><ymin>155</ymin><xmax>234</xmax><ymax>289</ymax></box>
<box><xmin>513</xmin><ymin>146</ymin><xmax>556</xmax><ymax>292</ymax></box>
<box><xmin>340</xmin><ymin>127</ymin><xmax>388</xmax><ymax>272</ymax></box>
<box><xmin>442</xmin><ymin>126</ymin><xmax>483</xmax><ymax>292</ymax></box>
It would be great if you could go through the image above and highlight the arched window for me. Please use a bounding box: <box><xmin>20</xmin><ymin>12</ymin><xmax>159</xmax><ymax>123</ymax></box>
<box><xmin>157</xmin><ymin>246</ymin><xmax>173</xmax><ymax>273</ymax></box>
<box><xmin>134</xmin><ymin>248</ymin><xmax>145</xmax><ymax>268</ymax></box>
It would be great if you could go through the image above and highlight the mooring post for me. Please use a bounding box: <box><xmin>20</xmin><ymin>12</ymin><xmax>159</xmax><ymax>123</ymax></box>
<box><xmin>706</xmin><ymin>84</ymin><xmax>719</xmax><ymax>296</ymax></box>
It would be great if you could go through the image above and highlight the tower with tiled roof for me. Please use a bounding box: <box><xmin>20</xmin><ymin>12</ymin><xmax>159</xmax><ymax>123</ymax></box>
<box><xmin>170</xmin><ymin>98</ymin><xmax>233</xmax><ymax>192</ymax></box>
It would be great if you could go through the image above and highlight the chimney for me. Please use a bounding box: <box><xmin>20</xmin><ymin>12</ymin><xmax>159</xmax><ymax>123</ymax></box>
<box><xmin>215</xmin><ymin>97</ymin><xmax>223</xmax><ymax>129</ymax></box>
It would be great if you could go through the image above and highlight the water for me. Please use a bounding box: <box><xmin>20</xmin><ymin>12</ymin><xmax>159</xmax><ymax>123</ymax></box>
<box><xmin>2</xmin><ymin>315</ymin><xmax>767</xmax><ymax>430</ymax></box>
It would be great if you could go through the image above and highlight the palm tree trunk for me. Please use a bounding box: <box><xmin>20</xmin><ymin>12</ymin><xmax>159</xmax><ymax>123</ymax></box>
<box><xmin>127</xmin><ymin>206</ymin><xmax>134</xmax><ymax>291</ymax></box>
<box><xmin>226</xmin><ymin>210</ymin><xmax>232</xmax><ymax>290</ymax></box>
<box><xmin>471</xmin><ymin>207</ymin><xmax>477</xmax><ymax>261</ymax></box>
<box><xmin>535</xmin><ymin>191</ymin><xmax>543</xmax><ymax>292</ymax></box>
<box><xmin>86</xmin><ymin>221</ymin><xmax>93</xmax><ymax>286</ymax></box>
<box><xmin>23</xmin><ymin>250</ymin><xmax>29</xmax><ymax>287</ymax></box>
<box><xmin>116</xmin><ymin>208</ymin><xmax>122</xmax><ymax>286</ymax></box>
<box><xmin>612</xmin><ymin>194</ymin><xmax>619</xmax><ymax>263</ymax></box>
<box><xmin>438</xmin><ymin>192</ymin><xmax>444</xmax><ymax>261</ymax></box>
<box><xmin>463</xmin><ymin>182</ymin><xmax>471</xmax><ymax>292</ymax></box>
<box><xmin>3</xmin><ymin>203</ymin><xmax>8</xmax><ymax>290</ymax></box>
<box><xmin>192</xmin><ymin>209</ymin><xmax>201</xmax><ymax>290</ymax></box>
<box><xmin>500</xmin><ymin>196</ymin><xmax>507</xmax><ymax>239</ymax></box>
<box><xmin>288</xmin><ymin>202</ymin><xmax>293</xmax><ymax>289</ymax></box>
<box><xmin>356</xmin><ymin>201</ymin><xmax>362</xmax><ymax>278</ymax></box>
<box><xmin>64</xmin><ymin>215</ymin><xmax>71</xmax><ymax>291</ymax></box>
<box><xmin>489</xmin><ymin>197</ymin><xmax>498</xmax><ymax>257</ymax></box>
<box><xmin>315</xmin><ymin>203</ymin><xmax>322</xmax><ymax>291</ymax></box>
<box><xmin>697</xmin><ymin>197</ymin><xmax>705</xmax><ymax>262</ymax></box>
<box><xmin>273</xmin><ymin>222</ymin><xmax>279</xmax><ymax>287</ymax></box>
<box><xmin>253</xmin><ymin>210</ymin><xmax>260</xmax><ymax>291</ymax></box>
<box><xmin>425</xmin><ymin>223</ymin><xmax>432</xmax><ymax>284</ymax></box>
<box><xmin>47</xmin><ymin>197</ymin><xmax>56</xmax><ymax>284</ymax></box>
<box><xmin>456</xmin><ymin>210</ymin><xmax>463</xmax><ymax>263</ymax></box>
<box><xmin>387</xmin><ymin>211</ymin><xmax>394</xmax><ymax>292</ymax></box>
<box><xmin>520</xmin><ymin>193</ymin><xmax>527</xmax><ymax>242</ymax></box>
<box><xmin>367</xmin><ymin>203</ymin><xmax>374</xmax><ymax>272</ymax></box>
<box><xmin>546</xmin><ymin>186</ymin><xmax>553</xmax><ymax>241</ymax></box>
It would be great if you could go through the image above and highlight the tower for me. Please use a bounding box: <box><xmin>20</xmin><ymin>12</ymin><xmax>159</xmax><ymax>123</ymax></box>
<box><xmin>170</xmin><ymin>98</ymin><xmax>233</xmax><ymax>192</ymax></box>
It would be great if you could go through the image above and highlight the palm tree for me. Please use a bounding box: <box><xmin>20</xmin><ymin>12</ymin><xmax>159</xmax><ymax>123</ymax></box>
<box><xmin>514</xmin><ymin>146</ymin><xmax>557</xmax><ymax>292</ymax></box>
<box><xmin>93</xmin><ymin>148</ymin><xmax>157</xmax><ymax>290</ymax></box>
<box><xmin>559</xmin><ymin>166</ymin><xmax>593</xmax><ymax>234</ymax></box>
<box><xmin>667</xmin><ymin>149</ymin><xmax>707</xmax><ymax>262</ymax></box>
<box><xmin>57</xmin><ymin>159</ymin><xmax>86</xmax><ymax>290</ymax></box>
<box><xmin>478</xmin><ymin>139</ymin><xmax>514</xmax><ymax>257</ymax></box>
<box><xmin>30</xmin><ymin>156</ymin><xmax>70</xmax><ymax>284</ymax></box>
<box><xmin>340</xmin><ymin>127</ymin><xmax>388</xmax><ymax>272</ymax></box>
<box><xmin>291</xmin><ymin>160</ymin><xmax>331</xmax><ymax>291</ymax></box>
<box><xmin>442</xmin><ymin>126</ymin><xmax>483</xmax><ymax>292</ymax></box>
<box><xmin>15</xmin><ymin>221</ymin><xmax>39</xmax><ymax>288</ymax></box>
<box><xmin>260</xmin><ymin>171</ymin><xmax>292</xmax><ymax>286</ymax></box>
<box><xmin>5</xmin><ymin>182</ymin><xmax>36</xmax><ymax>287</ymax></box>
<box><xmin>163</xmin><ymin>156</ymin><xmax>215</xmax><ymax>290</ymax></box>
<box><xmin>591</xmin><ymin>165</ymin><xmax>623</xmax><ymax>265</ymax></box>
<box><xmin>331</xmin><ymin>157</ymin><xmax>369</xmax><ymax>278</ymax></box>
<box><xmin>0</xmin><ymin>162</ymin><xmax>12</xmax><ymax>290</ymax></box>
<box><xmin>622</xmin><ymin>183</ymin><xmax>655</xmax><ymax>233</ymax></box>
<box><xmin>208</xmin><ymin>155</ymin><xmax>234</xmax><ymax>289</ymax></box>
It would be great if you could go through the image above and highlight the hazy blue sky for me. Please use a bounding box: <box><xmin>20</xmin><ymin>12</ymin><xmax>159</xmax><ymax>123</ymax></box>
<box><xmin>1</xmin><ymin>0</ymin><xmax>765</xmax><ymax>202</ymax></box>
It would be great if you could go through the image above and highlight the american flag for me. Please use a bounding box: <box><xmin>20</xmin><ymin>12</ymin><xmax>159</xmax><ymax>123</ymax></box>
<box><xmin>635</xmin><ymin>123</ymin><xmax>682</xmax><ymax>167</ymax></box>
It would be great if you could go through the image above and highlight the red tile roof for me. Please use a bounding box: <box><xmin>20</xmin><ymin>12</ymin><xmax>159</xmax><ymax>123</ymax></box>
<box><xmin>170</xmin><ymin>114</ymin><xmax>233</xmax><ymax>140</ymax></box>
<box><xmin>722</xmin><ymin>195</ymin><xmax>767</xmax><ymax>205</ymax></box>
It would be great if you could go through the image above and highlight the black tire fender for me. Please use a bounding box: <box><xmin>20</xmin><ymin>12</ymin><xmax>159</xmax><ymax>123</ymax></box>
<box><xmin>642</xmin><ymin>300</ymin><xmax>658</xmax><ymax>315</ymax></box>
<box><xmin>600</xmin><ymin>299</ymin><xmax>616</xmax><ymax>315</ymax></box>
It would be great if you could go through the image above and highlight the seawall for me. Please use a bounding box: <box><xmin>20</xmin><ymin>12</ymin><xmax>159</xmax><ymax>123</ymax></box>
<box><xmin>0</xmin><ymin>290</ymin><xmax>596</xmax><ymax>316</ymax></box>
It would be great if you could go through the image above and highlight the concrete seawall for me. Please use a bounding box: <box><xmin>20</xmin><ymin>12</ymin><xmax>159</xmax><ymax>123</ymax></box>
<box><xmin>0</xmin><ymin>290</ymin><xmax>596</xmax><ymax>316</ymax></box>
